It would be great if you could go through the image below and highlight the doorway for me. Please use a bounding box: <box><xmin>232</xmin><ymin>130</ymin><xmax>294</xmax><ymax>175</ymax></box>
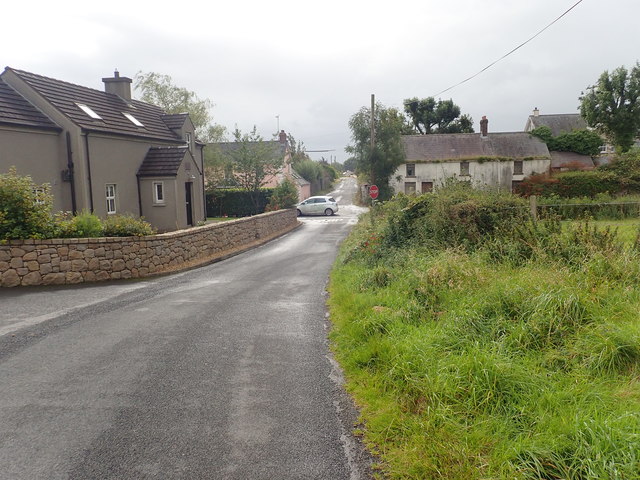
<box><xmin>185</xmin><ymin>182</ymin><xmax>193</xmax><ymax>226</ymax></box>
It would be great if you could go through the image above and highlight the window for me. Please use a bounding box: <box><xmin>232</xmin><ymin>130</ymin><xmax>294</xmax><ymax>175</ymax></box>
<box><xmin>512</xmin><ymin>180</ymin><xmax>522</xmax><ymax>193</ymax></box>
<box><xmin>421</xmin><ymin>182</ymin><xmax>433</xmax><ymax>193</ymax></box>
<box><xmin>32</xmin><ymin>187</ymin><xmax>47</xmax><ymax>205</ymax></box>
<box><xmin>153</xmin><ymin>181</ymin><xmax>165</xmax><ymax>204</ymax></box>
<box><xmin>76</xmin><ymin>103</ymin><xmax>102</xmax><ymax>119</ymax></box>
<box><xmin>404</xmin><ymin>182</ymin><xmax>416</xmax><ymax>195</ymax></box>
<box><xmin>185</xmin><ymin>132</ymin><xmax>193</xmax><ymax>151</ymax></box>
<box><xmin>514</xmin><ymin>160</ymin><xmax>523</xmax><ymax>175</ymax></box>
<box><xmin>123</xmin><ymin>112</ymin><xmax>144</xmax><ymax>127</ymax></box>
<box><xmin>406</xmin><ymin>163</ymin><xmax>416</xmax><ymax>177</ymax></box>
<box><xmin>106</xmin><ymin>184</ymin><xmax>116</xmax><ymax>214</ymax></box>
<box><xmin>460</xmin><ymin>161</ymin><xmax>470</xmax><ymax>176</ymax></box>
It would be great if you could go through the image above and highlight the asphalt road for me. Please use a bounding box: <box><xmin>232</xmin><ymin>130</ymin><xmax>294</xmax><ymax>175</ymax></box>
<box><xmin>0</xmin><ymin>177</ymin><xmax>373</xmax><ymax>479</ymax></box>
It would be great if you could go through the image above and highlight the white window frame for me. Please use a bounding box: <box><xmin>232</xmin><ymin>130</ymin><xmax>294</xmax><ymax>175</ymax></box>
<box><xmin>153</xmin><ymin>181</ymin><xmax>165</xmax><ymax>205</ymax></box>
<box><xmin>185</xmin><ymin>132</ymin><xmax>193</xmax><ymax>151</ymax></box>
<box><xmin>106</xmin><ymin>184</ymin><xmax>117</xmax><ymax>214</ymax></box>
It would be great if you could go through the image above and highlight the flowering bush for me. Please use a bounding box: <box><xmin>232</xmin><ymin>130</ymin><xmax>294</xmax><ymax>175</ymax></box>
<box><xmin>102</xmin><ymin>214</ymin><xmax>155</xmax><ymax>237</ymax></box>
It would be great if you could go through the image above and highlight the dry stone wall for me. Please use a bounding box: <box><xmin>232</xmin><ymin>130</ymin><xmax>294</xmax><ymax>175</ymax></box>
<box><xmin>0</xmin><ymin>209</ymin><xmax>298</xmax><ymax>288</ymax></box>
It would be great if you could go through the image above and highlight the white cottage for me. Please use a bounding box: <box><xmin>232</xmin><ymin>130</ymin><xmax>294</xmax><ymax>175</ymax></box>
<box><xmin>392</xmin><ymin>117</ymin><xmax>551</xmax><ymax>194</ymax></box>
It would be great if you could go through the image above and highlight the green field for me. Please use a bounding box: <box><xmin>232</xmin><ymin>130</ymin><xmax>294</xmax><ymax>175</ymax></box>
<box><xmin>329</xmin><ymin>190</ymin><xmax>640</xmax><ymax>479</ymax></box>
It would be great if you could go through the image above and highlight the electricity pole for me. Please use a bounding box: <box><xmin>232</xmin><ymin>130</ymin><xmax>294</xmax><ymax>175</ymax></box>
<box><xmin>370</xmin><ymin>94</ymin><xmax>375</xmax><ymax>185</ymax></box>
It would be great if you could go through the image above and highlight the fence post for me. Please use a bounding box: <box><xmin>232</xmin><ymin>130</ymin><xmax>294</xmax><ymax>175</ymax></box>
<box><xmin>529</xmin><ymin>195</ymin><xmax>538</xmax><ymax>222</ymax></box>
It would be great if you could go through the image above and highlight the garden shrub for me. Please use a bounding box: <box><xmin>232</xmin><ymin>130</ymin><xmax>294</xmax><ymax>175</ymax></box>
<box><xmin>265</xmin><ymin>178</ymin><xmax>298</xmax><ymax>211</ymax></box>
<box><xmin>0</xmin><ymin>167</ymin><xmax>54</xmax><ymax>240</ymax></box>
<box><xmin>206</xmin><ymin>188</ymin><xmax>274</xmax><ymax>217</ymax></box>
<box><xmin>102</xmin><ymin>214</ymin><xmax>155</xmax><ymax>237</ymax></box>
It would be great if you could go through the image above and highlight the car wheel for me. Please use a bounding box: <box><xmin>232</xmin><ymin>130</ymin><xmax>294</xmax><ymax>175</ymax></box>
<box><xmin>324</xmin><ymin>208</ymin><xmax>334</xmax><ymax>216</ymax></box>
<box><xmin>296</xmin><ymin>209</ymin><xmax>302</xmax><ymax>217</ymax></box>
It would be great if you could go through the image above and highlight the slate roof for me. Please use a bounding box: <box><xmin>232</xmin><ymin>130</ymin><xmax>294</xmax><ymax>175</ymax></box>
<box><xmin>162</xmin><ymin>113</ymin><xmax>188</xmax><ymax>130</ymax></box>
<box><xmin>402</xmin><ymin>133</ymin><xmax>550</xmax><ymax>162</ymax></box>
<box><xmin>212</xmin><ymin>140</ymin><xmax>286</xmax><ymax>157</ymax></box>
<box><xmin>550</xmin><ymin>151</ymin><xmax>595</xmax><ymax>170</ymax></box>
<box><xmin>525</xmin><ymin>114</ymin><xmax>587</xmax><ymax>136</ymax></box>
<box><xmin>4</xmin><ymin>67</ymin><xmax>183</xmax><ymax>143</ymax></box>
<box><xmin>0</xmin><ymin>77</ymin><xmax>60</xmax><ymax>130</ymax></box>
<box><xmin>137</xmin><ymin>146</ymin><xmax>188</xmax><ymax>177</ymax></box>
<box><xmin>291</xmin><ymin>168</ymin><xmax>310</xmax><ymax>186</ymax></box>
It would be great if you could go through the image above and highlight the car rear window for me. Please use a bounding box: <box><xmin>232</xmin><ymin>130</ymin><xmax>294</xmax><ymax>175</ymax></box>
<box><xmin>328</xmin><ymin>198</ymin><xmax>336</xmax><ymax>202</ymax></box>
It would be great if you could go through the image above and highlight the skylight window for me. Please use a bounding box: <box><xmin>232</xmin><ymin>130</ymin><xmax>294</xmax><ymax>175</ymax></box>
<box><xmin>76</xmin><ymin>103</ymin><xmax>102</xmax><ymax>119</ymax></box>
<box><xmin>123</xmin><ymin>112</ymin><xmax>144</xmax><ymax>127</ymax></box>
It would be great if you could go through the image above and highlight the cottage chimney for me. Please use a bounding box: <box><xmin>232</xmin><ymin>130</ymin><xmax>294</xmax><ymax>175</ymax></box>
<box><xmin>278</xmin><ymin>129</ymin><xmax>287</xmax><ymax>144</ymax></box>
<box><xmin>533</xmin><ymin>107</ymin><xmax>539</xmax><ymax>117</ymax></box>
<box><xmin>102</xmin><ymin>69</ymin><xmax>132</xmax><ymax>101</ymax></box>
<box><xmin>480</xmin><ymin>115</ymin><xmax>488</xmax><ymax>137</ymax></box>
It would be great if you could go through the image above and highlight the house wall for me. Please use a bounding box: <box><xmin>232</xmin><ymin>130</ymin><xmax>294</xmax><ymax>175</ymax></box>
<box><xmin>139</xmin><ymin>177</ymin><xmax>179</xmax><ymax>233</ymax></box>
<box><xmin>0</xmin><ymin>126</ymin><xmax>73</xmax><ymax>211</ymax></box>
<box><xmin>0</xmin><ymin>209</ymin><xmax>298</xmax><ymax>287</ymax></box>
<box><xmin>391</xmin><ymin>159</ymin><xmax>550</xmax><ymax>193</ymax></box>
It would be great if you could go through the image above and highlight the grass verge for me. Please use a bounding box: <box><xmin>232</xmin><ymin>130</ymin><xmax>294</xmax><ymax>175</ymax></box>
<box><xmin>329</xmin><ymin>189</ymin><xmax>640</xmax><ymax>479</ymax></box>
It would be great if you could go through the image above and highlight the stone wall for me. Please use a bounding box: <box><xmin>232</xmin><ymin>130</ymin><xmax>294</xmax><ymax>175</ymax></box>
<box><xmin>0</xmin><ymin>209</ymin><xmax>298</xmax><ymax>288</ymax></box>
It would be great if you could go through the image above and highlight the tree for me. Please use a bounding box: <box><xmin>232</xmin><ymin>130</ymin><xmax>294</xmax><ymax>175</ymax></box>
<box><xmin>134</xmin><ymin>72</ymin><xmax>226</xmax><ymax>142</ymax></box>
<box><xmin>346</xmin><ymin>103</ymin><xmax>405</xmax><ymax>200</ymax></box>
<box><xmin>404</xmin><ymin>97</ymin><xmax>474</xmax><ymax>134</ymax></box>
<box><xmin>227</xmin><ymin>127</ymin><xmax>284</xmax><ymax>213</ymax></box>
<box><xmin>266</xmin><ymin>177</ymin><xmax>299</xmax><ymax>211</ymax></box>
<box><xmin>580</xmin><ymin>63</ymin><xmax>640</xmax><ymax>153</ymax></box>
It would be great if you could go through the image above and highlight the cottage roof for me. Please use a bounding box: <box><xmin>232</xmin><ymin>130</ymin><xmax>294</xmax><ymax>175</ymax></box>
<box><xmin>0</xmin><ymin>77</ymin><xmax>60</xmax><ymax>130</ymax></box>
<box><xmin>525</xmin><ymin>113</ymin><xmax>587</xmax><ymax>136</ymax></box>
<box><xmin>291</xmin><ymin>168</ymin><xmax>310</xmax><ymax>186</ymax></box>
<box><xmin>402</xmin><ymin>132</ymin><xmax>550</xmax><ymax>162</ymax></box>
<box><xmin>137</xmin><ymin>146</ymin><xmax>189</xmax><ymax>177</ymax></box>
<box><xmin>550</xmin><ymin>151</ymin><xmax>595</xmax><ymax>170</ymax></box>
<box><xmin>4</xmin><ymin>67</ymin><xmax>184</xmax><ymax>143</ymax></box>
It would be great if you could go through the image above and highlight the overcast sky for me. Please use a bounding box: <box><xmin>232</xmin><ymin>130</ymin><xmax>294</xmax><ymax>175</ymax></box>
<box><xmin>3</xmin><ymin>0</ymin><xmax>639</xmax><ymax>163</ymax></box>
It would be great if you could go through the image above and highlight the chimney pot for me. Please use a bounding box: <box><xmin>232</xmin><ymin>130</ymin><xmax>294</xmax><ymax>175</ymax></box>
<box><xmin>533</xmin><ymin>107</ymin><xmax>539</xmax><ymax>117</ymax></box>
<box><xmin>278</xmin><ymin>129</ymin><xmax>287</xmax><ymax>144</ymax></box>
<box><xmin>480</xmin><ymin>116</ymin><xmax>488</xmax><ymax>137</ymax></box>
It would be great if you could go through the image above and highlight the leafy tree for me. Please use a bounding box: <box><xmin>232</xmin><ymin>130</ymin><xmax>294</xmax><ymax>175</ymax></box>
<box><xmin>285</xmin><ymin>133</ymin><xmax>311</xmax><ymax>165</ymax></box>
<box><xmin>226</xmin><ymin>127</ymin><xmax>284</xmax><ymax>213</ymax></box>
<box><xmin>346</xmin><ymin>103</ymin><xmax>406</xmax><ymax>200</ymax></box>
<box><xmin>134</xmin><ymin>72</ymin><xmax>226</xmax><ymax>142</ymax></box>
<box><xmin>0</xmin><ymin>167</ymin><xmax>54</xmax><ymax>240</ymax></box>
<box><xmin>404</xmin><ymin>97</ymin><xmax>474</xmax><ymax>134</ymax></box>
<box><xmin>580</xmin><ymin>63</ymin><xmax>640</xmax><ymax>152</ymax></box>
<box><xmin>530</xmin><ymin>126</ymin><xmax>603</xmax><ymax>156</ymax></box>
<box><xmin>343</xmin><ymin>157</ymin><xmax>357</xmax><ymax>172</ymax></box>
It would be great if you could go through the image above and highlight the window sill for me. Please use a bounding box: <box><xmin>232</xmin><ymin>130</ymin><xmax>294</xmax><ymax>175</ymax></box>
<box><xmin>153</xmin><ymin>203</ymin><xmax>166</xmax><ymax>207</ymax></box>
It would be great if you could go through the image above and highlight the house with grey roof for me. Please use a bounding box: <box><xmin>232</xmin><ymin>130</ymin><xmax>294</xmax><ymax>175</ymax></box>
<box><xmin>524</xmin><ymin>108</ymin><xmax>588</xmax><ymax>136</ymax></box>
<box><xmin>0</xmin><ymin>67</ymin><xmax>205</xmax><ymax>232</ymax></box>
<box><xmin>392</xmin><ymin>116</ymin><xmax>551</xmax><ymax>194</ymax></box>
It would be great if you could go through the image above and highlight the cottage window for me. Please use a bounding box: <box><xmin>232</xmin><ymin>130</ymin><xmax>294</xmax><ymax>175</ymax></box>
<box><xmin>186</xmin><ymin>132</ymin><xmax>193</xmax><ymax>151</ymax></box>
<box><xmin>404</xmin><ymin>182</ymin><xmax>416</xmax><ymax>195</ymax></box>
<box><xmin>106</xmin><ymin>184</ymin><xmax>117</xmax><ymax>214</ymax></box>
<box><xmin>513</xmin><ymin>160</ymin><xmax>524</xmax><ymax>175</ymax></box>
<box><xmin>460</xmin><ymin>161</ymin><xmax>470</xmax><ymax>176</ymax></box>
<box><xmin>406</xmin><ymin>163</ymin><xmax>416</xmax><ymax>177</ymax></box>
<box><xmin>32</xmin><ymin>187</ymin><xmax>47</xmax><ymax>205</ymax></box>
<box><xmin>153</xmin><ymin>181</ymin><xmax>165</xmax><ymax>204</ymax></box>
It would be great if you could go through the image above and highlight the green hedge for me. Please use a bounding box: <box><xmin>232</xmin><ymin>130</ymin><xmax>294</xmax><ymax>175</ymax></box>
<box><xmin>206</xmin><ymin>188</ymin><xmax>274</xmax><ymax>217</ymax></box>
<box><xmin>516</xmin><ymin>171</ymin><xmax>621</xmax><ymax>198</ymax></box>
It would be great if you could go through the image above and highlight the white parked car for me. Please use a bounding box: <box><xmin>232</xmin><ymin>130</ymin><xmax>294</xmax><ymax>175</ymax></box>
<box><xmin>296</xmin><ymin>196</ymin><xmax>339</xmax><ymax>216</ymax></box>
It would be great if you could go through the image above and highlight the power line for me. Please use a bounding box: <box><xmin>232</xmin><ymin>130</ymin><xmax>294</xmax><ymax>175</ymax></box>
<box><xmin>427</xmin><ymin>0</ymin><xmax>584</xmax><ymax>99</ymax></box>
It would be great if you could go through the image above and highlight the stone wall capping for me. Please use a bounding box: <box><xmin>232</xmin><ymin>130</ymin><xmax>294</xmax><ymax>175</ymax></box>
<box><xmin>1</xmin><ymin>210</ymin><xmax>298</xmax><ymax>288</ymax></box>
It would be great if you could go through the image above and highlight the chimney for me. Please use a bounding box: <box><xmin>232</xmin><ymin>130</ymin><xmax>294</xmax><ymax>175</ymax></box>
<box><xmin>278</xmin><ymin>129</ymin><xmax>287</xmax><ymax>144</ymax></box>
<box><xmin>533</xmin><ymin>107</ymin><xmax>539</xmax><ymax>117</ymax></box>
<box><xmin>480</xmin><ymin>115</ymin><xmax>488</xmax><ymax>137</ymax></box>
<box><xmin>102</xmin><ymin>69</ymin><xmax>132</xmax><ymax>101</ymax></box>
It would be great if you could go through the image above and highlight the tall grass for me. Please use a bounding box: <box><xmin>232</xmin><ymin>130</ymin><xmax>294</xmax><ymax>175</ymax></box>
<box><xmin>329</xmin><ymin>185</ymin><xmax>640</xmax><ymax>479</ymax></box>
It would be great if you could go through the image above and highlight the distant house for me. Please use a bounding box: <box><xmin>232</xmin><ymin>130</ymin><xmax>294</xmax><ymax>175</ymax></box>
<box><xmin>524</xmin><ymin>108</ymin><xmax>588</xmax><ymax>136</ymax></box>
<box><xmin>524</xmin><ymin>108</ymin><xmax>599</xmax><ymax>170</ymax></box>
<box><xmin>209</xmin><ymin>130</ymin><xmax>310</xmax><ymax>202</ymax></box>
<box><xmin>392</xmin><ymin>116</ymin><xmax>551</xmax><ymax>194</ymax></box>
<box><xmin>0</xmin><ymin>67</ymin><xmax>205</xmax><ymax>232</ymax></box>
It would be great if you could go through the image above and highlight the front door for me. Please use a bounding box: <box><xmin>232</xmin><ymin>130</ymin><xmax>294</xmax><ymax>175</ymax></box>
<box><xmin>185</xmin><ymin>182</ymin><xmax>193</xmax><ymax>226</ymax></box>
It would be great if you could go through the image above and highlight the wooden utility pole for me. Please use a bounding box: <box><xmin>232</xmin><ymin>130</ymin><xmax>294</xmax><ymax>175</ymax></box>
<box><xmin>370</xmin><ymin>94</ymin><xmax>375</xmax><ymax>185</ymax></box>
